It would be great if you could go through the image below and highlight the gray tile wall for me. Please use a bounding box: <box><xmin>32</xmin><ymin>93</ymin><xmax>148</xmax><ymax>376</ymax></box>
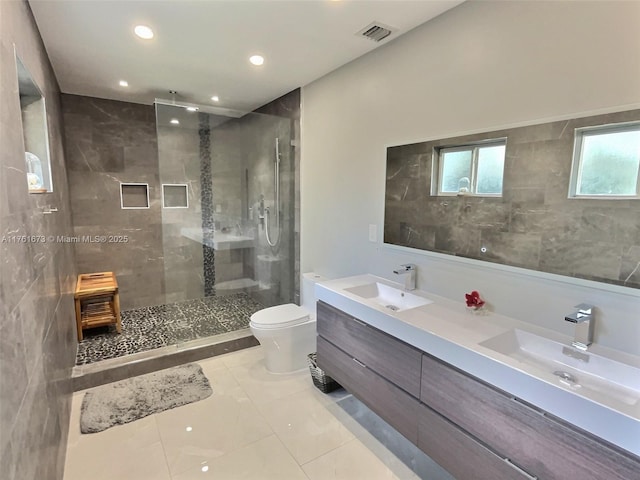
<box><xmin>206</xmin><ymin>104</ymin><xmax>296</xmax><ymax>306</ymax></box>
<box><xmin>209</xmin><ymin>117</ymin><xmax>247</xmax><ymax>288</ymax></box>
<box><xmin>157</xmin><ymin>117</ymin><xmax>205</xmax><ymax>304</ymax></box>
<box><xmin>0</xmin><ymin>2</ymin><xmax>77</xmax><ymax>479</ymax></box>
<box><xmin>62</xmin><ymin>94</ymin><xmax>165</xmax><ymax>309</ymax></box>
<box><xmin>238</xmin><ymin>111</ymin><xmax>294</xmax><ymax>306</ymax></box>
<box><xmin>156</xmin><ymin>89</ymin><xmax>301</xmax><ymax>306</ymax></box>
<box><xmin>64</xmin><ymin>89</ymin><xmax>301</xmax><ymax>310</ymax></box>
<box><xmin>385</xmin><ymin>109</ymin><xmax>640</xmax><ymax>288</ymax></box>
<box><xmin>253</xmin><ymin>89</ymin><xmax>301</xmax><ymax>304</ymax></box>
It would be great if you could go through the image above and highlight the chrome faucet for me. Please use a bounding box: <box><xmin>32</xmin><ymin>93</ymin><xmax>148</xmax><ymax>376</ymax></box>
<box><xmin>564</xmin><ymin>303</ymin><xmax>595</xmax><ymax>350</ymax></box>
<box><xmin>393</xmin><ymin>264</ymin><xmax>416</xmax><ymax>291</ymax></box>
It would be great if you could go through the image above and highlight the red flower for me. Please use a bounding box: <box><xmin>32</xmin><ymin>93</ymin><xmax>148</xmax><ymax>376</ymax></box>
<box><xmin>465</xmin><ymin>290</ymin><xmax>485</xmax><ymax>308</ymax></box>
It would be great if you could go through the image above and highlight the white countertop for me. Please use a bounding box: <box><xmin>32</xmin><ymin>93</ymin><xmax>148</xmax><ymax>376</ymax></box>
<box><xmin>315</xmin><ymin>274</ymin><xmax>640</xmax><ymax>457</ymax></box>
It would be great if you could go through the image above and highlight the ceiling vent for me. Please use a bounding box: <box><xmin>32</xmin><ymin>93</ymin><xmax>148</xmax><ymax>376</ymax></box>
<box><xmin>357</xmin><ymin>22</ymin><xmax>395</xmax><ymax>42</ymax></box>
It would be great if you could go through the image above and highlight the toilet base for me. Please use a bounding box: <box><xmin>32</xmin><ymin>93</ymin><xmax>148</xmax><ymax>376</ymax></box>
<box><xmin>250</xmin><ymin>320</ymin><xmax>317</xmax><ymax>374</ymax></box>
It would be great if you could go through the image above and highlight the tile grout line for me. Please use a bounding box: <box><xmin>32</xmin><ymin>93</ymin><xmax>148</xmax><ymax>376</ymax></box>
<box><xmin>221</xmin><ymin>350</ymin><xmax>314</xmax><ymax>477</ymax></box>
<box><xmin>152</xmin><ymin>414</ymin><xmax>174</xmax><ymax>480</ymax></box>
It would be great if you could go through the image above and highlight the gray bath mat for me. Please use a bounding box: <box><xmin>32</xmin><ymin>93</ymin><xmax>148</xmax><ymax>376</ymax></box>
<box><xmin>80</xmin><ymin>363</ymin><xmax>212</xmax><ymax>433</ymax></box>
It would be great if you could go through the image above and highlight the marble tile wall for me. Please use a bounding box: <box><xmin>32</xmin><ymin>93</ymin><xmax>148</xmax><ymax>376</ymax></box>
<box><xmin>0</xmin><ymin>2</ymin><xmax>78</xmax><ymax>479</ymax></box>
<box><xmin>208</xmin><ymin>117</ymin><xmax>247</xmax><ymax>288</ymax></box>
<box><xmin>239</xmin><ymin>111</ymin><xmax>294</xmax><ymax>306</ymax></box>
<box><xmin>207</xmin><ymin>111</ymin><xmax>293</xmax><ymax>305</ymax></box>
<box><xmin>62</xmin><ymin>94</ymin><xmax>165</xmax><ymax>309</ymax></box>
<box><xmin>156</xmin><ymin>89</ymin><xmax>300</xmax><ymax>305</ymax></box>
<box><xmin>385</xmin><ymin>109</ymin><xmax>640</xmax><ymax>288</ymax></box>
<box><xmin>253</xmin><ymin>89</ymin><xmax>301</xmax><ymax>305</ymax></box>
<box><xmin>68</xmin><ymin>89</ymin><xmax>301</xmax><ymax>310</ymax></box>
<box><xmin>156</xmin><ymin>114</ymin><xmax>206</xmax><ymax>304</ymax></box>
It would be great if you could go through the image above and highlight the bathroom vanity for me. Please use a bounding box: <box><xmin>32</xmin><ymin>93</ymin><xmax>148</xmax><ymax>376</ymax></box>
<box><xmin>315</xmin><ymin>275</ymin><xmax>640</xmax><ymax>480</ymax></box>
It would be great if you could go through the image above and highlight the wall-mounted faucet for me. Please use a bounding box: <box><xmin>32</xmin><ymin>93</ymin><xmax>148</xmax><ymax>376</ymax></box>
<box><xmin>393</xmin><ymin>264</ymin><xmax>416</xmax><ymax>291</ymax></box>
<box><xmin>564</xmin><ymin>303</ymin><xmax>595</xmax><ymax>350</ymax></box>
<box><xmin>257</xmin><ymin>195</ymin><xmax>265</xmax><ymax>227</ymax></box>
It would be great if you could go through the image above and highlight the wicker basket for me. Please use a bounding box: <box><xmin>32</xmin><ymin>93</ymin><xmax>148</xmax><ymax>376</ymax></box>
<box><xmin>307</xmin><ymin>352</ymin><xmax>341</xmax><ymax>393</ymax></box>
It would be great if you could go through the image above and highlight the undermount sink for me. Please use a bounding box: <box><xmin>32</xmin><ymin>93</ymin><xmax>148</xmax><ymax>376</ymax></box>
<box><xmin>480</xmin><ymin>329</ymin><xmax>640</xmax><ymax>407</ymax></box>
<box><xmin>344</xmin><ymin>281</ymin><xmax>432</xmax><ymax>313</ymax></box>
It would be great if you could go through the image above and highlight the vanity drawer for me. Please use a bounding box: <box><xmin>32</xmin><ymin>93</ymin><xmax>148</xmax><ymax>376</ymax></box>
<box><xmin>420</xmin><ymin>354</ymin><xmax>640</xmax><ymax>480</ymax></box>
<box><xmin>317</xmin><ymin>301</ymin><xmax>422</xmax><ymax>397</ymax></box>
<box><xmin>417</xmin><ymin>403</ymin><xmax>533</xmax><ymax>480</ymax></box>
<box><xmin>317</xmin><ymin>336</ymin><xmax>419</xmax><ymax>443</ymax></box>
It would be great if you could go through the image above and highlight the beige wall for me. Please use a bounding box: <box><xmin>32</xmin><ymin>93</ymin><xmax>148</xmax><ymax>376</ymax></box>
<box><xmin>0</xmin><ymin>1</ymin><xmax>77</xmax><ymax>479</ymax></box>
<box><xmin>301</xmin><ymin>1</ymin><xmax>640</xmax><ymax>354</ymax></box>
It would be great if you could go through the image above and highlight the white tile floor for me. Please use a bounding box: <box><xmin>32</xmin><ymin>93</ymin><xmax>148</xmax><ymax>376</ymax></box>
<box><xmin>63</xmin><ymin>346</ymin><xmax>431</xmax><ymax>480</ymax></box>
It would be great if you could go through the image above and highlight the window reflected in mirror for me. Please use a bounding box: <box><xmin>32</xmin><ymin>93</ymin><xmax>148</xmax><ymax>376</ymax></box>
<box><xmin>570</xmin><ymin>123</ymin><xmax>640</xmax><ymax>198</ymax></box>
<box><xmin>385</xmin><ymin>109</ymin><xmax>640</xmax><ymax>289</ymax></box>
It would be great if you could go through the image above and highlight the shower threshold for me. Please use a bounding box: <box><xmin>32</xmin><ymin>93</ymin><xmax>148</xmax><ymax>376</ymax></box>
<box><xmin>71</xmin><ymin>329</ymin><xmax>258</xmax><ymax>391</ymax></box>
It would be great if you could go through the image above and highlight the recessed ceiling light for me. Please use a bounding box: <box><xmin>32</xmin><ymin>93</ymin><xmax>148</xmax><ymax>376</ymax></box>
<box><xmin>249</xmin><ymin>55</ymin><xmax>264</xmax><ymax>66</ymax></box>
<box><xmin>186</xmin><ymin>106</ymin><xmax>198</xmax><ymax>112</ymax></box>
<box><xmin>134</xmin><ymin>25</ymin><xmax>154</xmax><ymax>40</ymax></box>
<box><xmin>119</xmin><ymin>80</ymin><xmax>129</xmax><ymax>87</ymax></box>
<box><xmin>211</xmin><ymin>95</ymin><xmax>219</xmax><ymax>102</ymax></box>
<box><xmin>170</xmin><ymin>118</ymin><xmax>180</xmax><ymax>125</ymax></box>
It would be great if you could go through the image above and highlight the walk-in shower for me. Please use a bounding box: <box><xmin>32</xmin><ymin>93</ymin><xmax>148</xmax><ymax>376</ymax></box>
<box><xmin>73</xmin><ymin>94</ymin><xmax>299</xmax><ymax>368</ymax></box>
<box><xmin>155</xmin><ymin>99</ymin><xmax>296</xmax><ymax>309</ymax></box>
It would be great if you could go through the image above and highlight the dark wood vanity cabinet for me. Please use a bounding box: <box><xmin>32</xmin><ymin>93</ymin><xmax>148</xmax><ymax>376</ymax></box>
<box><xmin>316</xmin><ymin>300</ymin><xmax>640</xmax><ymax>480</ymax></box>
<box><xmin>316</xmin><ymin>301</ymin><xmax>421</xmax><ymax>397</ymax></box>
<box><xmin>421</xmin><ymin>354</ymin><xmax>640</xmax><ymax>480</ymax></box>
<box><xmin>316</xmin><ymin>301</ymin><xmax>421</xmax><ymax>442</ymax></box>
<box><xmin>417</xmin><ymin>403</ymin><xmax>530</xmax><ymax>480</ymax></box>
<box><xmin>317</xmin><ymin>337</ymin><xmax>419</xmax><ymax>443</ymax></box>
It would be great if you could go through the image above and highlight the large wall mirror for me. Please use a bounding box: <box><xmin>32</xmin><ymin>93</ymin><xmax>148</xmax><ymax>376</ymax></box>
<box><xmin>384</xmin><ymin>109</ymin><xmax>640</xmax><ymax>290</ymax></box>
<box><xmin>16</xmin><ymin>52</ymin><xmax>53</xmax><ymax>193</ymax></box>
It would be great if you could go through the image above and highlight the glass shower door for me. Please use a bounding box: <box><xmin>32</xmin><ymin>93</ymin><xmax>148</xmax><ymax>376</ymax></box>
<box><xmin>155</xmin><ymin>101</ymin><xmax>295</xmax><ymax>343</ymax></box>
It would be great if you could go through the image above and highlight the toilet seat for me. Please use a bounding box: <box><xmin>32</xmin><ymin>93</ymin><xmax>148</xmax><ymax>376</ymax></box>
<box><xmin>249</xmin><ymin>303</ymin><xmax>310</xmax><ymax>330</ymax></box>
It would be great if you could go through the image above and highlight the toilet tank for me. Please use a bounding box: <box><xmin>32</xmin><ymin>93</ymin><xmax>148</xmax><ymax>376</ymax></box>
<box><xmin>301</xmin><ymin>272</ymin><xmax>327</xmax><ymax>316</ymax></box>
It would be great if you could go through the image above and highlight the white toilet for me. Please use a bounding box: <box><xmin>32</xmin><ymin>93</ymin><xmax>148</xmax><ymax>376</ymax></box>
<box><xmin>250</xmin><ymin>272</ymin><xmax>326</xmax><ymax>373</ymax></box>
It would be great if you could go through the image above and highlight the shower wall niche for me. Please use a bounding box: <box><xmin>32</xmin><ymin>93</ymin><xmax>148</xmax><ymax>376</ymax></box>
<box><xmin>156</xmin><ymin>96</ymin><xmax>297</xmax><ymax>308</ymax></box>
<box><xmin>17</xmin><ymin>54</ymin><xmax>53</xmax><ymax>193</ymax></box>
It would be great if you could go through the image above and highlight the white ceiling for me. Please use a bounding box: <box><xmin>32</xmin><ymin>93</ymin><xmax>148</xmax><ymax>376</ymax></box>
<box><xmin>29</xmin><ymin>0</ymin><xmax>463</xmax><ymax>112</ymax></box>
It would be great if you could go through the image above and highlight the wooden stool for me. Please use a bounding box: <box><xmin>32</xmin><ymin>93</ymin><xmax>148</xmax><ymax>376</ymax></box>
<box><xmin>74</xmin><ymin>272</ymin><xmax>122</xmax><ymax>341</ymax></box>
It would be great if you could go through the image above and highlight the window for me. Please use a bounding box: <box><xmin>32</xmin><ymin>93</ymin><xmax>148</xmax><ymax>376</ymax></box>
<box><xmin>434</xmin><ymin>139</ymin><xmax>506</xmax><ymax>196</ymax></box>
<box><xmin>570</xmin><ymin>123</ymin><xmax>640</xmax><ymax>198</ymax></box>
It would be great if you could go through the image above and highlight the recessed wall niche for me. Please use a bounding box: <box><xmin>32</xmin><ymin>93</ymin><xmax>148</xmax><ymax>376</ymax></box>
<box><xmin>16</xmin><ymin>53</ymin><xmax>53</xmax><ymax>193</ymax></box>
<box><xmin>162</xmin><ymin>184</ymin><xmax>189</xmax><ymax>208</ymax></box>
<box><xmin>120</xmin><ymin>183</ymin><xmax>150</xmax><ymax>209</ymax></box>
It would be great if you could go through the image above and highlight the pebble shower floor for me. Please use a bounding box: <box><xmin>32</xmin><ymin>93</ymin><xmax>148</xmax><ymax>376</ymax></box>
<box><xmin>75</xmin><ymin>293</ymin><xmax>264</xmax><ymax>365</ymax></box>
